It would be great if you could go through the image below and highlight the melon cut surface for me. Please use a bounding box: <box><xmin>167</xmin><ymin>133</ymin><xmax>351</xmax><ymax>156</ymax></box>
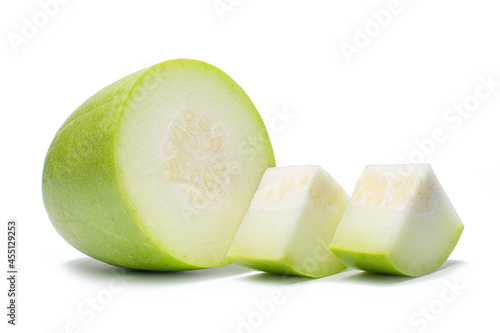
<box><xmin>42</xmin><ymin>59</ymin><xmax>275</xmax><ymax>270</ymax></box>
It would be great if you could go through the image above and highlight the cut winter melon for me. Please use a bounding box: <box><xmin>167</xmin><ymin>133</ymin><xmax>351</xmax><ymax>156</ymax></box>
<box><xmin>329</xmin><ymin>164</ymin><xmax>464</xmax><ymax>277</ymax></box>
<box><xmin>227</xmin><ymin>166</ymin><xmax>349</xmax><ymax>278</ymax></box>
<box><xmin>42</xmin><ymin>59</ymin><xmax>275</xmax><ymax>270</ymax></box>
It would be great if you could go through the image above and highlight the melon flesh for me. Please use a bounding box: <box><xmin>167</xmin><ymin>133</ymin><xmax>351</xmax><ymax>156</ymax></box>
<box><xmin>42</xmin><ymin>59</ymin><xmax>275</xmax><ymax>270</ymax></box>
<box><xmin>330</xmin><ymin>164</ymin><xmax>464</xmax><ymax>277</ymax></box>
<box><xmin>227</xmin><ymin>166</ymin><xmax>349</xmax><ymax>278</ymax></box>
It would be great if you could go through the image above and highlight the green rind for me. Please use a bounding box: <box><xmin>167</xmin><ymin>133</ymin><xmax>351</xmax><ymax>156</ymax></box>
<box><xmin>288</xmin><ymin>258</ymin><xmax>347</xmax><ymax>278</ymax></box>
<box><xmin>330</xmin><ymin>223</ymin><xmax>464</xmax><ymax>277</ymax></box>
<box><xmin>228</xmin><ymin>256</ymin><xmax>307</xmax><ymax>277</ymax></box>
<box><xmin>229</xmin><ymin>255</ymin><xmax>345</xmax><ymax>278</ymax></box>
<box><xmin>42</xmin><ymin>64</ymin><xmax>199</xmax><ymax>270</ymax></box>
<box><xmin>330</xmin><ymin>249</ymin><xmax>403</xmax><ymax>275</ymax></box>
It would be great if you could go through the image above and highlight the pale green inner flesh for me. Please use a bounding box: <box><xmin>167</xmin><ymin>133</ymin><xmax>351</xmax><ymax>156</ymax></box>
<box><xmin>227</xmin><ymin>166</ymin><xmax>348</xmax><ymax>277</ymax></box>
<box><xmin>115</xmin><ymin>63</ymin><xmax>273</xmax><ymax>267</ymax></box>
<box><xmin>391</xmin><ymin>188</ymin><xmax>464</xmax><ymax>276</ymax></box>
<box><xmin>331</xmin><ymin>206</ymin><xmax>406</xmax><ymax>255</ymax></box>
<box><xmin>330</xmin><ymin>164</ymin><xmax>463</xmax><ymax>276</ymax></box>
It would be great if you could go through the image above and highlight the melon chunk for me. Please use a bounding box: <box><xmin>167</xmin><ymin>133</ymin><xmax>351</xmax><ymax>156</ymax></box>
<box><xmin>42</xmin><ymin>59</ymin><xmax>275</xmax><ymax>270</ymax></box>
<box><xmin>330</xmin><ymin>164</ymin><xmax>464</xmax><ymax>277</ymax></box>
<box><xmin>227</xmin><ymin>166</ymin><xmax>349</xmax><ymax>278</ymax></box>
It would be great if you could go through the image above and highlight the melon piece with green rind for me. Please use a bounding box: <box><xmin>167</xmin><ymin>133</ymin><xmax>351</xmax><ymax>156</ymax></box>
<box><xmin>42</xmin><ymin>59</ymin><xmax>275</xmax><ymax>270</ymax></box>
<box><xmin>329</xmin><ymin>164</ymin><xmax>464</xmax><ymax>277</ymax></box>
<box><xmin>227</xmin><ymin>166</ymin><xmax>349</xmax><ymax>278</ymax></box>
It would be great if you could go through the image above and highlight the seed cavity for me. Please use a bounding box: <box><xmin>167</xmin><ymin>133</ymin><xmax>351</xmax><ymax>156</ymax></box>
<box><xmin>161</xmin><ymin>111</ymin><xmax>238</xmax><ymax>209</ymax></box>
<box><xmin>255</xmin><ymin>174</ymin><xmax>336</xmax><ymax>213</ymax></box>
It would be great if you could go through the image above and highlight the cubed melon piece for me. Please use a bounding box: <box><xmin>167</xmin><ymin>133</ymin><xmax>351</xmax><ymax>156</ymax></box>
<box><xmin>330</xmin><ymin>164</ymin><xmax>464</xmax><ymax>277</ymax></box>
<box><xmin>227</xmin><ymin>166</ymin><xmax>349</xmax><ymax>278</ymax></box>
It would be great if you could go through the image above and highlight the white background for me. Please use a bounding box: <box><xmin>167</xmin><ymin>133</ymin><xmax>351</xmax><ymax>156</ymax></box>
<box><xmin>1</xmin><ymin>1</ymin><xmax>499</xmax><ymax>332</ymax></box>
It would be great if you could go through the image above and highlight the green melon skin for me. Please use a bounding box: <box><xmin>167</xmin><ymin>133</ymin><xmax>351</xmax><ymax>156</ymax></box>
<box><xmin>42</xmin><ymin>59</ymin><xmax>275</xmax><ymax>271</ymax></box>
